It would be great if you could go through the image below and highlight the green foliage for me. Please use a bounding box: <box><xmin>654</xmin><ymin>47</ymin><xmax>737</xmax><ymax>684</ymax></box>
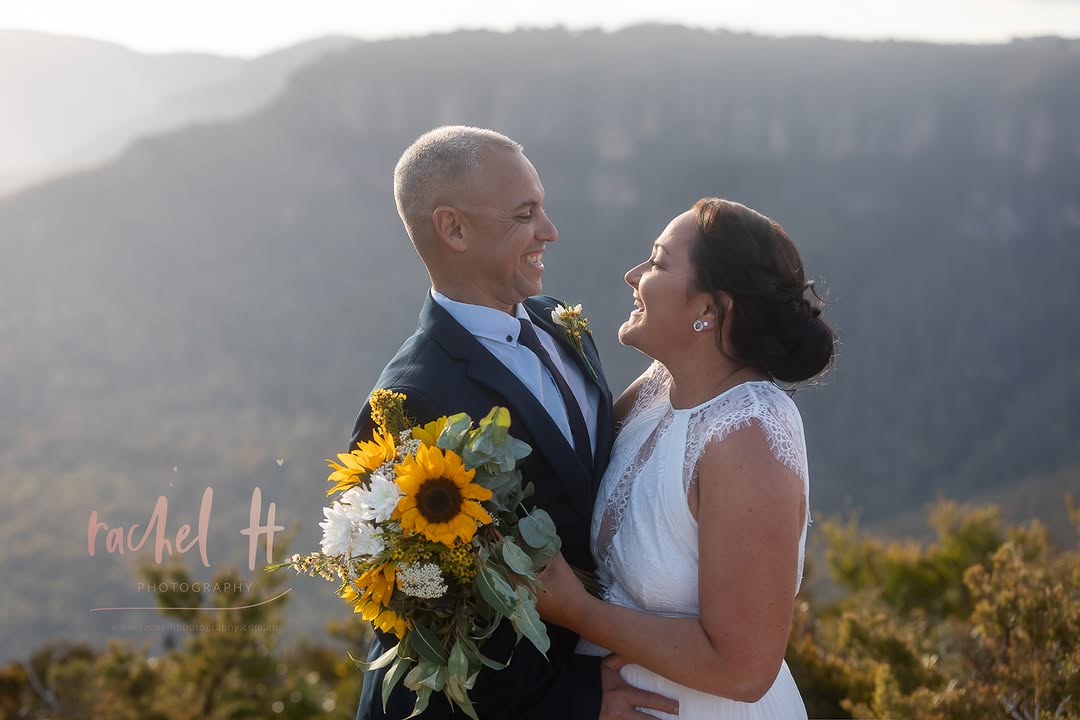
<box><xmin>4</xmin><ymin>497</ymin><xmax>1079</xmax><ymax>718</ymax></box>
<box><xmin>0</xmin><ymin>546</ymin><xmax>366</xmax><ymax>720</ymax></box>
<box><xmin>789</xmin><ymin>497</ymin><xmax>1080</xmax><ymax>719</ymax></box>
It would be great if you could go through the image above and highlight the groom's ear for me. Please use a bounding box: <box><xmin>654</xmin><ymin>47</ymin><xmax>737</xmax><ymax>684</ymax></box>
<box><xmin>432</xmin><ymin>206</ymin><xmax>467</xmax><ymax>253</ymax></box>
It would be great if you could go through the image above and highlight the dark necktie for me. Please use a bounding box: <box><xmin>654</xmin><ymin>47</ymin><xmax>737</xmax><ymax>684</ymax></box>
<box><xmin>517</xmin><ymin>318</ymin><xmax>593</xmax><ymax>470</ymax></box>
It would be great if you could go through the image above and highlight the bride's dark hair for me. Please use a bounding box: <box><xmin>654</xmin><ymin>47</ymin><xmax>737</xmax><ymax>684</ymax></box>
<box><xmin>689</xmin><ymin>197</ymin><xmax>836</xmax><ymax>383</ymax></box>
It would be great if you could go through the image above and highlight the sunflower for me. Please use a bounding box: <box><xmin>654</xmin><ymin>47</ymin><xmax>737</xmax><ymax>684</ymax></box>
<box><xmin>394</xmin><ymin>444</ymin><xmax>493</xmax><ymax>545</ymax></box>
<box><xmin>340</xmin><ymin>563</ymin><xmax>409</xmax><ymax>637</ymax></box>
<box><xmin>325</xmin><ymin>429</ymin><xmax>398</xmax><ymax>495</ymax></box>
<box><xmin>354</xmin><ymin>429</ymin><xmax>397</xmax><ymax>471</ymax></box>
<box><xmin>325</xmin><ymin>452</ymin><xmax>367</xmax><ymax>495</ymax></box>
<box><xmin>411</xmin><ymin>416</ymin><xmax>449</xmax><ymax>447</ymax></box>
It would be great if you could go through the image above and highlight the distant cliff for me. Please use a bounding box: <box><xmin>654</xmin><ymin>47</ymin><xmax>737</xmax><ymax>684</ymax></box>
<box><xmin>1</xmin><ymin>25</ymin><xmax>1077</xmax><ymax>660</ymax></box>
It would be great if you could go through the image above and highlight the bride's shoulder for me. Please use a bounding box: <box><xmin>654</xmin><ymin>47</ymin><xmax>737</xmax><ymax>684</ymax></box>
<box><xmin>695</xmin><ymin>381</ymin><xmax>807</xmax><ymax>475</ymax></box>
<box><xmin>615</xmin><ymin>360</ymin><xmax>670</xmax><ymax>425</ymax></box>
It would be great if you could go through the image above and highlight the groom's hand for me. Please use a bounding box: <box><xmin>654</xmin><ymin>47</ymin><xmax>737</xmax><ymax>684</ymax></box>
<box><xmin>600</xmin><ymin>654</ymin><xmax>679</xmax><ymax>719</ymax></box>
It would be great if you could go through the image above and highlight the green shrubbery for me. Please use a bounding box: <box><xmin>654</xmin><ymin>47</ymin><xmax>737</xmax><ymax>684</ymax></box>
<box><xmin>2</xmin><ymin>499</ymin><xmax>1077</xmax><ymax>719</ymax></box>
<box><xmin>789</xmin><ymin>499</ymin><xmax>1080</xmax><ymax>719</ymax></box>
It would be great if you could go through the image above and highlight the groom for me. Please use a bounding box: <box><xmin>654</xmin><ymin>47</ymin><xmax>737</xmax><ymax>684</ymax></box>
<box><xmin>351</xmin><ymin>127</ymin><xmax>671</xmax><ymax>720</ymax></box>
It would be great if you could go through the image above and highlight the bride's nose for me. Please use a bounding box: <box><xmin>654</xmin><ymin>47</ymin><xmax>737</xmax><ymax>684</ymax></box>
<box><xmin>625</xmin><ymin>261</ymin><xmax>645</xmax><ymax>288</ymax></box>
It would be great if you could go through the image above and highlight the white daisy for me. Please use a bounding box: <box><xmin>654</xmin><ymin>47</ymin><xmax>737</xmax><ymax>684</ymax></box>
<box><xmin>551</xmin><ymin>303</ymin><xmax>582</xmax><ymax>326</ymax></box>
<box><xmin>351</xmin><ymin>522</ymin><xmax>386</xmax><ymax>557</ymax></box>
<box><xmin>318</xmin><ymin>502</ymin><xmax>354</xmax><ymax>557</ymax></box>
<box><xmin>354</xmin><ymin>471</ymin><xmax>404</xmax><ymax>524</ymax></box>
<box><xmin>338</xmin><ymin>487</ymin><xmax>368</xmax><ymax>524</ymax></box>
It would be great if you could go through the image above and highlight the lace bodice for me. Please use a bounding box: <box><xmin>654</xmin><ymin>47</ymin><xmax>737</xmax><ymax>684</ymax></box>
<box><xmin>591</xmin><ymin>361</ymin><xmax>811</xmax><ymax>616</ymax></box>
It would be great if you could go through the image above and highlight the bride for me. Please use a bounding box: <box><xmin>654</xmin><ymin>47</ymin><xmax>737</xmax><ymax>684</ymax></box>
<box><xmin>537</xmin><ymin>197</ymin><xmax>835</xmax><ymax>719</ymax></box>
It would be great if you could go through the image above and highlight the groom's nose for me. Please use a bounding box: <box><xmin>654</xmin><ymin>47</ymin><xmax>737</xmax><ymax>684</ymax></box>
<box><xmin>536</xmin><ymin>208</ymin><xmax>558</xmax><ymax>243</ymax></box>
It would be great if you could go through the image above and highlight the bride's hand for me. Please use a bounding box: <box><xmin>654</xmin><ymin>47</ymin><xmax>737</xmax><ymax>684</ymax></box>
<box><xmin>535</xmin><ymin>551</ymin><xmax>589</xmax><ymax>629</ymax></box>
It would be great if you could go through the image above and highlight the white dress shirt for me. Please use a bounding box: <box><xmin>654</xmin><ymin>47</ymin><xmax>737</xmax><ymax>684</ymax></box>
<box><xmin>431</xmin><ymin>289</ymin><xmax>599</xmax><ymax>453</ymax></box>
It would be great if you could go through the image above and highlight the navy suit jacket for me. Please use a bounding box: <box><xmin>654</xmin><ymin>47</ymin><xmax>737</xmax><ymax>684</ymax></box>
<box><xmin>352</xmin><ymin>293</ymin><xmax>615</xmax><ymax>720</ymax></box>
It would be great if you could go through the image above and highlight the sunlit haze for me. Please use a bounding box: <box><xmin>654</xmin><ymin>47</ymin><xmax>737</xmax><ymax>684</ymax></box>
<box><xmin>3</xmin><ymin>0</ymin><xmax>1080</xmax><ymax>56</ymax></box>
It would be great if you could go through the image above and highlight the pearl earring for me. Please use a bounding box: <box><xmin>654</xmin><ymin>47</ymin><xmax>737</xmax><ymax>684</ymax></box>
<box><xmin>693</xmin><ymin>320</ymin><xmax>709</xmax><ymax>332</ymax></box>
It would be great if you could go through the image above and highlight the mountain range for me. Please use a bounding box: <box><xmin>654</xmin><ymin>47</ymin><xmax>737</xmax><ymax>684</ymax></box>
<box><xmin>0</xmin><ymin>30</ymin><xmax>355</xmax><ymax>195</ymax></box>
<box><xmin>1</xmin><ymin>25</ymin><xmax>1078</xmax><ymax>661</ymax></box>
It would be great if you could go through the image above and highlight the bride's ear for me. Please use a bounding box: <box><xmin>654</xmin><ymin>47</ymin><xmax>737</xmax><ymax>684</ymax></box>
<box><xmin>702</xmin><ymin>292</ymin><xmax>732</xmax><ymax>326</ymax></box>
<box><xmin>432</xmin><ymin>206</ymin><xmax>467</xmax><ymax>253</ymax></box>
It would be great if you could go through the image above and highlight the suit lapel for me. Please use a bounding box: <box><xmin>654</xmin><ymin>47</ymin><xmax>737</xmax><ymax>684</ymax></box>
<box><xmin>419</xmin><ymin>296</ymin><xmax>595</xmax><ymax>524</ymax></box>
<box><xmin>525</xmin><ymin>299</ymin><xmax>616</xmax><ymax>485</ymax></box>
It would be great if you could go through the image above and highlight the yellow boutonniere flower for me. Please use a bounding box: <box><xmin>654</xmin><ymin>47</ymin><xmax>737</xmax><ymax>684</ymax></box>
<box><xmin>550</xmin><ymin>303</ymin><xmax>596</xmax><ymax>379</ymax></box>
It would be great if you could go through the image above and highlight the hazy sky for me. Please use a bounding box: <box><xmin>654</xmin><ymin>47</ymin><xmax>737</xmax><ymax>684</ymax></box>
<box><xmin>3</xmin><ymin>0</ymin><xmax>1080</xmax><ymax>56</ymax></box>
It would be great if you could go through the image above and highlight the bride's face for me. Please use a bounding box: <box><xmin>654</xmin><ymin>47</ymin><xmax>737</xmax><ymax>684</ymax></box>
<box><xmin>619</xmin><ymin>210</ymin><xmax>710</xmax><ymax>356</ymax></box>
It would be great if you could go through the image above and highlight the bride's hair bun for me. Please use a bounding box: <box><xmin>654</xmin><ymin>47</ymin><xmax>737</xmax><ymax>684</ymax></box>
<box><xmin>689</xmin><ymin>198</ymin><xmax>836</xmax><ymax>384</ymax></box>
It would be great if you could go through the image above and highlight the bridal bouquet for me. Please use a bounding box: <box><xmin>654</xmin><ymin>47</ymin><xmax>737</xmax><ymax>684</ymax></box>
<box><xmin>271</xmin><ymin>390</ymin><xmax>562</xmax><ymax>719</ymax></box>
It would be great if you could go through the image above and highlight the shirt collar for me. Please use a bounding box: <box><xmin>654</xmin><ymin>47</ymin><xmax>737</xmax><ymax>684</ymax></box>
<box><xmin>431</xmin><ymin>289</ymin><xmax>530</xmax><ymax>347</ymax></box>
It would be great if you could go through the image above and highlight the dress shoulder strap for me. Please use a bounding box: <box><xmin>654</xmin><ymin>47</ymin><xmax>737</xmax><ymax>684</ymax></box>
<box><xmin>684</xmin><ymin>382</ymin><xmax>809</xmax><ymax>493</ymax></box>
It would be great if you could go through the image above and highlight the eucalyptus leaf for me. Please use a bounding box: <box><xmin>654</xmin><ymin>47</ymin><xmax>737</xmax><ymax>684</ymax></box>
<box><xmin>405</xmin><ymin>686</ymin><xmax>432</xmax><ymax>719</ymax></box>
<box><xmin>474</xmin><ymin>566</ymin><xmax>517</xmax><ymax>617</ymax></box>
<box><xmin>448</xmin><ymin>639</ymin><xmax>470</xmax><ymax>688</ymax></box>
<box><xmin>445</xmin><ymin>677</ymin><xmax>480</xmax><ymax>720</ymax></box>
<box><xmin>439</xmin><ymin>413</ymin><xmax>473</xmax><ymax>450</ymax></box>
<box><xmin>508</xmin><ymin>437</ymin><xmax>532</xmax><ymax>461</ymax></box>
<box><xmin>518</xmin><ymin>510</ymin><xmax>557</xmax><ymax>548</ymax></box>
<box><xmin>405</xmin><ymin>660</ymin><xmax>446</xmax><ymax>692</ymax></box>
<box><xmin>510</xmin><ymin>586</ymin><xmax>551</xmax><ymax>657</ymax></box>
<box><xmin>489</xmin><ymin>445</ymin><xmax>516</xmax><ymax>472</ymax></box>
<box><xmin>462</xmin><ymin>443</ymin><xmax>493</xmax><ymax>469</ymax></box>
<box><xmin>458</xmin><ymin>632</ymin><xmax>508</xmax><ymax>670</ymax></box>
<box><xmin>478</xmin><ymin>406</ymin><xmax>512</xmax><ymax>442</ymax></box>
<box><xmin>350</xmin><ymin>641</ymin><xmax>398</xmax><ymax>672</ymax></box>
<box><xmin>480</xmin><ymin>470</ymin><xmax>520</xmax><ymax>505</ymax></box>
<box><xmin>526</xmin><ymin>531</ymin><xmax>562</xmax><ymax>568</ymax></box>
<box><xmin>412</xmin><ymin>623</ymin><xmax>449</xmax><ymax>665</ymax></box>
<box><xmin>396</xmin><ymin>632</ymin><xmax>415</xmax><ymax>660</ymax></box>
<box><xmin>404</xmin><ymin>660</ymin><xmax>437</xmax><ymax>690</ymax></box>
<box><xmin>382</xmin><ymin>656</ymin><xmax>414</xmax><ymax>711</ymax></box>
<box><xmin>501</xmin><ymin>539</ymin><xmax>534</xmax><ymax>576</ymax></box>
<box><xmin>423</xmin><ymin>665</ymin><xmax>446</xmax><ymax>692</ymax></box>
<box><xmin>470</xmin><ymin>427</ymin><xmax>497</xmax><ymax>455</ymax></box>
<box><xmin>489</xmin><ymin>437</ymin><xmax>531</xmax><ymax>472</ymax></box>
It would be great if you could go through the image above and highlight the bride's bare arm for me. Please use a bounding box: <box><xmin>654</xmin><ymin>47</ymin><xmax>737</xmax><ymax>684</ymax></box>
<box><xmin>537</xmin><ymin>423</ymin><xmax>806</xmax><ymax>702</ymax></box>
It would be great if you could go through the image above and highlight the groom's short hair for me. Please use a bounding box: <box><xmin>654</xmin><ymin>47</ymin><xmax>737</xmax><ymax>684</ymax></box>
<box><xmin>394</xmin><ymin>126</ymin><xmax>523</xmax><ymax>243</ymax></box>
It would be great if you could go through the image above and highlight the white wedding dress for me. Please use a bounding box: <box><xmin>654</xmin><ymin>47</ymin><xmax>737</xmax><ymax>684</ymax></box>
<box><xmin>578</xmin><ymin>361</ymin><xmax>810</xmax><ymax>719</ymax></box>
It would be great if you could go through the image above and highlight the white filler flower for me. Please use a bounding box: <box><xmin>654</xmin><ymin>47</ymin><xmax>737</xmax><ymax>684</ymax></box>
<box><xmin>397</xmin><ymin>562</ymin><xmax>448</xmax><ymax>599</ymax></box>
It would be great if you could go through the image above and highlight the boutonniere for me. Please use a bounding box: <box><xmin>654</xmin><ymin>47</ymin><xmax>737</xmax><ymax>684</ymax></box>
<box><xmin>550</xmin><ymin>303</ymin><xmax>597</xmax><ymax>379</ymax></box>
